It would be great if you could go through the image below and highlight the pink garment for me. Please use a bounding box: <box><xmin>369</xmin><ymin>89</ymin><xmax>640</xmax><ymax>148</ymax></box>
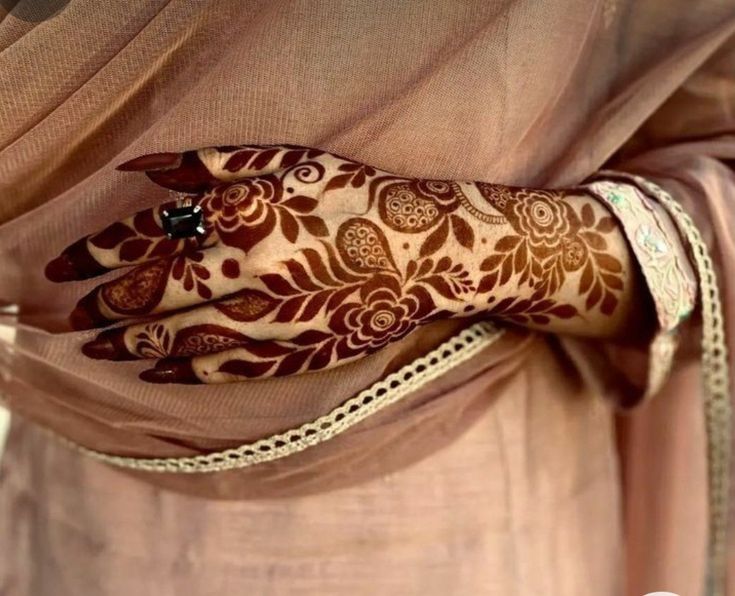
<box><xmin>0</xmin><ymin>1</ymin><xmax>734</xmax><ymax>594</ymax></box>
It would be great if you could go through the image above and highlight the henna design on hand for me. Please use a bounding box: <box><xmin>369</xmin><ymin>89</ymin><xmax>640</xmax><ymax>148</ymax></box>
<box><xmin>47</xmin><ymin>144</ymin><xmax>633</xmax><ymax>384</ymax></box>
<box><xmin>475</xmin><ymin>184</ymin><xmax>624</xmax><ymax>316</ymax></box>
<box><xmin>373</xmin><ymin>179</ymin><xmax>483</xmax><ymax>257</ymax></box>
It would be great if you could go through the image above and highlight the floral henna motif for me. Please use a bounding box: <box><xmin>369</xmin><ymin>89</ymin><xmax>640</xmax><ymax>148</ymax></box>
<box><xmin>139</xmin><ymin>280</ymin><xmax>443</xmax><ymax>382</ymax></box>
<box><xmin>45</xmin><ymin>146</ymin><xmax>329</xmax><ymax>280</ymax></box>
<box><xmin>199</xmin><ymin>166</ymin><xmax>328</xmax><ymax>254</ymax></box>
<box><xmin>60</xmin><ymin>152</ymin><xmax>334</xmax><ymax>329</ymax></box>
<box><xmin>327</xmin><ymin>274</ymin><xmax>438</xmax><ymax>352</ymax></box>
<box><xmin>128</xmin><ymin>222</ymin><xmax>461</xmax><ymax>379</ymax></box>
<box><xmin>476</xmin><ymin>184</ymin><xmax>624</xmax><ymax>315</ymax></box>
<box><xmin>206</xmin><ymin>279</ymin><xmax>439</xmax><ymax>382</ymax></box>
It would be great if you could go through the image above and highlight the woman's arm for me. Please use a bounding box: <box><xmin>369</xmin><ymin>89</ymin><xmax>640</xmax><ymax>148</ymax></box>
<box><xmin>45</xmin><ymin>145</ymin><xmax>660</xmax><ymax>383</ymax></box>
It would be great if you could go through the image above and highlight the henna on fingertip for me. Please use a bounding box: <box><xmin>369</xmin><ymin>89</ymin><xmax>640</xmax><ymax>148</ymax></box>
<box><xmin>69</xmin><ymin>289</ymin><xmax>112</xmax><ymax>331</ymax></box>
<box><xmin>45</xmin><ymin>237</ymin><xmax>111</xmax><ymax>283</ymax></box>
<box><xmin>82</xmin><ymin>327</ymin><xmax>136</xmax><ymax>360</ymax></box>
<box><xmin>139</xmin><ymin>358</ymin><xmax>201</xmax><ymax>384</ymax></box>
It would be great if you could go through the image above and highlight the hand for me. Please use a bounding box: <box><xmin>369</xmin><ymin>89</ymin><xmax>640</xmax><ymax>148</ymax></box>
<box><xmin>45</xmin><ymin>144</ymin><xmax>632</xmax><ymax>384</ymax></box>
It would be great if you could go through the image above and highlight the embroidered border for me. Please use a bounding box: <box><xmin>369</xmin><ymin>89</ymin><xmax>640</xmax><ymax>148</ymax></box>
<box><xmin>583</xmin><ymin>176</ymin><xmax>697</xmax><ymax>399</ymax></box>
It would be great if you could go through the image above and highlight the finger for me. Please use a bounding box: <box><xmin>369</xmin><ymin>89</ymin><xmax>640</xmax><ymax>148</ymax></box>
<box><xmin>79</xmin><ymin>286</ymin><xmax>366</xmax><ymax>383</ymax></box>
<box><xmin>80</xmin><ymin>286</ymin><xmax>297</xmax><ymax>360</ymax></box>
<box><xmin>45</xmin><ymin>197</ymin><xmax>217</xmax><ymax>282</ymax></box>
<box><xmin>68</xmin><ymin>245</ymin><xmax>249</xmax><ymax>330</ymax></box>
<box><xmin>117</xmin><ymin>144</ymin><xmax>324</xmax><ymax>191</ymax></box>
<box><xmin>138</xmin><ymin>334</ymin><xmax>363</xmax><ymax>384</ymax></box>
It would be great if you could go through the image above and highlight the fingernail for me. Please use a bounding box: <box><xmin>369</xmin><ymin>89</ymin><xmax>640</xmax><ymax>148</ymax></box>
<box><xmin>146</xmin><ymin>151</ymin><xmax>218</xmax><ymax>193</ymax></box>
<box><xmin>139</xmin><ymin>359</ymin><xmax>201</xmax><ymax>384</ymax></box>
<box><xmin>45</xmin><ymin>253</ymin><xmax>78</xmax><ymax>282</ymax></box>
<box><xmin>82</xmin><ymin>328</ymin><xmax>134</xmax><ymax>360</ymax></box>
<box><xmin>116</xmin><ymin>152</ymin><xmax>181</xmax><ymax>172</ymax></box>
<box><xmin>69</xmin><ymin>289</ymin><xmax>110</xmax><ymax>330</ymax></box>
<box><xmin>45</xmin><ymin>238</ymin><xmax>107</xmax><ymax>282</ymax></box>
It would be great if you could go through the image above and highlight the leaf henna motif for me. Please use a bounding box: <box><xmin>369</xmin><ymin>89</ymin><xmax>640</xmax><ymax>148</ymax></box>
<box><xmin>214</xmin><ymin>289</ymin><xmax>280</xmax><ymax>322</ymax></box>
<box><xmin>89</xmin><ymin>222</ymin><xmax>136</xmax><ymax>249</ymax></box>
<box><xmin>87</xmin><ymin>202</ymin><xmax>209</xmax><ymax>270</ymax></box>
<box><xmin>171</xmin><ymin>251</ymin><xmax>212</xmax><ymax>299</ymax></box>
<box><xmin>485</xmin><ymin>296</ymin><xmax>578</xmax><ymax>326</ymax></box>
<box><xmin>134</xmin><ymin>323</ymin><xmax>173</xmax><ymax>358</ymax></box>
<box><xmin>419</xmin><ymin>217</ymin><xmax>449</xmax><ymax>257</ymax></box>
<box><xmin>450</xmin><ymin>214</ymin><xmax>474</xmax><ymax>250</ymax></box>
<box><xmin>324</xmin><ymin>162</ymin><xmax>376</xmax><ymax>192</ymax></box>
<box><xmin>406</xmin><ymin>256</ymin><xmax>475</xmax><ymax>300</ymax></box>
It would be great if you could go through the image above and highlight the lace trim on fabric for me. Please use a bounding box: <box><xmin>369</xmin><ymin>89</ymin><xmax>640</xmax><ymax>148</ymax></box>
<box><xmin>52</xmin><ymin>321</ymin><xmax>504</xmax><ymax>473</ymax></box>
<box><xmin>594</xmin><ymin>171</ymin><xmax>731</xmax><ymax>596</ymax></box>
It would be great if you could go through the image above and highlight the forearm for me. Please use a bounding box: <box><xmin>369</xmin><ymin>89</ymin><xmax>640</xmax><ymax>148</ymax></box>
<box><xmin>347</xmin><ymin>174</ymin><xmax>649</xmax><ymax>340</ymax></box>
<box><xmin>454</xmin><ymin>183</ymin><xmax>647</xmax><ymax>338</ymax></box>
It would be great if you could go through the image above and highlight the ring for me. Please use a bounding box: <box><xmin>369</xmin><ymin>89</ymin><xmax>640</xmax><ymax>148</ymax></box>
<box><xmin>161</xmin><ymin>192</ymin><xmax>206</xmax><ymax>239</ymax></box>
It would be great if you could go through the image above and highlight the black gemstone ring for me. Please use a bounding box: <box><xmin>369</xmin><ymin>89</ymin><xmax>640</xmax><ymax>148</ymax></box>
<box><xmin>161</xmin><ymin>195</ymin><xmax>206</xmax><ymax>240</ymax></box>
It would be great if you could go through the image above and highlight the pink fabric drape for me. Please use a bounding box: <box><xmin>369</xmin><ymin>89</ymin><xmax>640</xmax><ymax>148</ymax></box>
<box><xmin>1</xmin><ymin>1</ymin><xmax>734</xmax><ymax>594</ymax></box>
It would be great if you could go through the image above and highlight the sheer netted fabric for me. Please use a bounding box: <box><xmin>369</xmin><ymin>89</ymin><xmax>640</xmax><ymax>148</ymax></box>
<box><xmin>1</xmin><ymin>1</ymin><xmax>735</xmax><ymax>595</ymax></box>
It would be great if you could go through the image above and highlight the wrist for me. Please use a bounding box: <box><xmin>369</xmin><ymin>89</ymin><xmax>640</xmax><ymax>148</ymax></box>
<box><xmin>457</xmin><ymin>182</ymin><xmax>630</xmax><ymax>329</ymax></box>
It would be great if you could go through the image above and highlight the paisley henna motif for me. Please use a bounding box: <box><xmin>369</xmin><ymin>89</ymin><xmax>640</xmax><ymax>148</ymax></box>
<box><xmin>101</xmin><ymin>258</ymin><xmax>172</xmax><ymax>316</ymax></box>
<box><xmin>336</xmin><ymin>218</ymin><xmax>398</xmax><ymax>274</ymax></box>
<box><xmin>377</xmin><ymin>179</ymin><xmax>459</xmax><ymax>232</ymax></box>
